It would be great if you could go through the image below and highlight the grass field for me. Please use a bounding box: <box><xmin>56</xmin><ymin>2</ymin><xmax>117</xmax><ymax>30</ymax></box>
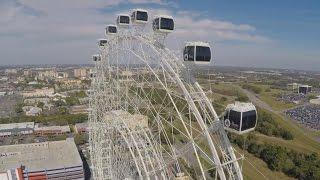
<box><xmin>243</xmin><ymin>83</ymin><xmax>297</xmax><ymax>110</ymax></box>
<box><xmin>259</xmin><ymin>89</ymin><xmax>296</xmax><ymax>111</ymax></box>
<box><xmin>239</xmin><ymin>147</ymin><xmax>295</xmax><ymax>180</ymax></box>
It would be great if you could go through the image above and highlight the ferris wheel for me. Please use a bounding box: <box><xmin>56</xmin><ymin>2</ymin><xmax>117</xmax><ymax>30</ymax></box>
<box><xmin>89</xmin><ymin>9</ymin><xmax>246</xmax><ymax>180</ymax></box>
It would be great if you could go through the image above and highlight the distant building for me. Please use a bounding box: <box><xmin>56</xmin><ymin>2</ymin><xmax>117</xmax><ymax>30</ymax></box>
<box><xmin>4</xmin><ymin>69</ymin><xmax>17</xmax><ymax>74</ymax></box>
<box><xmin>34</xmin><ymin>124</ymin><xmax>70</xmax><ymax>135</ymax></box>
<box><xmin>0</xmin><ymin>122</ymin><xmax>34</xmax><ymax>137</ymax></box>
<box><xmin>0</xmin><ymin>77</ymin><xmax>8</xmax><ymax>81</ymax></box>
<box><xmin>59</xmin><ymin>79</ymin><xmax>83</xmax><ymax>89</ymax></box>
<box><xmin>22</xmin><ymin>106</ymin><xmax>42</xmax><ymax>116</ymax></box>
<box><xmin>74</xmin><ymin>68</ymin><xmax>87</xmax><ymax>78</ymax></box>
<box><xmin>74</xmin><ymin>123</ymin><xmax>88</xmax><ymax>134</ymax></box>
<box><xmin>21</xmin><ymin>87</ymin><xmax>54</xmax><ymax>98</ymax></box>
<box><xmin>27</xmin><ymin>81</ymin><xmax>38</xmax><ymax>85</ymax></box>
<box><xmin>70</xmin><ymin>105</ymin><xmax>89</xmax><ymax>114</ymax></box>
<box><xmin>57</xmin><ymin>72</ymin><xmax>69</xmax><ymax>79</ymax></box>
<box><xmin>23</xmin><ymin>70</ymin><xmax>32</xmax><ymax>76</ymax></box>
<box><xmin>37</xmin><ymin>70</ymin><xmax>57</xmax><ymax>80</ymax></box>
<box><xmin>0</xmin><ymin>138</ymin><xmax>84</xmax><ymax>180</ymax></box>
<box><xmin>298</xmin><ymin>85</ymin><xmax>312</xmax><ymax>94</ymax></box>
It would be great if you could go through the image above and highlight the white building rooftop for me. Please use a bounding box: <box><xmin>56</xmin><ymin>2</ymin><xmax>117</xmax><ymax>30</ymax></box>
<box><xmin>0</xmin><ymin>138</ymin><xmax>82</xmax><ymax>172</ymax></box>
<box><xmin>0</xmin><ymin>122</ymin><xmax>34</xmax><ymax>131</ymax></box>
<box><xmin>34</xmin><ymin>124</ymin><xmax>70</xmax><ymax>133</ymax></box>
<box><xmin>104</xmin><ymin>110</ymin><xmax>148</xmax><ymax>129</ymax></box>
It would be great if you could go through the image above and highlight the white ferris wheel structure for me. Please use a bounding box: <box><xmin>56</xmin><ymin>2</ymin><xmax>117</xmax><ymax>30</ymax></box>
<box><xmin>89</xmin><ymin>9</ymin><xmax>245</xmax><ymax>180</ymax></box>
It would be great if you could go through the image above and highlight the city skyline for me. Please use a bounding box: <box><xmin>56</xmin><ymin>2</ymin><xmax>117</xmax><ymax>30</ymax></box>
<box><xmin>0</xmin><ymin>0</ymin><xmax>319</xmax><ymax>71</ymax></box>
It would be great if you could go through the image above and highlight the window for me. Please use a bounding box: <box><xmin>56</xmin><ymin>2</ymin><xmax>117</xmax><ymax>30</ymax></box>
<box><xmin>241</xmin><ymin>110</ymin><xmax>256</xmax><ymax>131</ymax></box>
<box><xmin>119</xmin><ymin>16</ymin><xmax>130</xmax><ymax>24</ymax></box>
<box><xmin>99</xmin><ymin>40</ymin><xmax>107</xmax><ymax>46</ymax></box>
<box><xmin>160</xmin><ymin>18</ymin><xmax>174</xmax><ymax>30</ymax></box>
<box><xmin>183</xmin><ymin>46</ymin><xmax>194</xmax><ymax>61</ymax></box>
<box><xmin>196</xmin><ymin>46</ymin><xmax>211</xmax><ymax>62</ymax></box>
<box><xmin>136</xmin><ymin>11</ymin><xmax>148</xmax><ymax>21</ymax></box>
<box><xmin>108</xmin><ymin>26</ymin><xmax>117</xmax><ymax>33</ymax></box>
<box><xmin>229</xmin><ymin>110</ymin><xmax>241</xmax><ymax>131</ymax></box>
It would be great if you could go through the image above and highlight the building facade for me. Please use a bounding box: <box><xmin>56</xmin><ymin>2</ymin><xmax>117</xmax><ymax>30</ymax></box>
<box><xmin>74</xmin><ymin>69</ymin><xmax>87</xmax><ymax>78</ymax></box>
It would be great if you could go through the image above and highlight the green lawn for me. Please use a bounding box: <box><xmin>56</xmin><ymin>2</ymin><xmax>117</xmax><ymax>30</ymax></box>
<box><xmin>238</xmin><ymin>146</ymin><xmax>294</xmax><ymax>180</ymax></box>
<box><xmin>259</xmin><ymin>91</ymin><xmax>296</xmax><ymax>111</ymax></box>
<box><xmin>245</xmin><ymin>83</ymin><xmax>296</xmax><ymax>111</ymax></box>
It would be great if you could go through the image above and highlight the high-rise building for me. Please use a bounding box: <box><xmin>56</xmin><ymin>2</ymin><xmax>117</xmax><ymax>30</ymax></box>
<box><xmin>74</xmin><ymin>68</ymin><xmax>87</xmax><ymax>78</ymax></box>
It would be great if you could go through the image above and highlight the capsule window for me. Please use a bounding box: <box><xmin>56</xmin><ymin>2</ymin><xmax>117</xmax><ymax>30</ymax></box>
<box><xmin>241</xmin><ymin>110</ymin><xmax>257</xmax><ymax>131</ymax></box>
<box><xmin>92</xmin><ymin>55</ymin><xmax>101</xmax><ymax>62</ymax></box>
<box><xmin>160</xmin><ymin>18</ymin><xmax>174</xmax><ymax>30</ymax></box>
<box><xmin>120</xmin><ymin>16</ymin><xmax>130</xmax><ymax>24</ymax></box>
<box><xmin>196</xmin><ymin>46</ymin><xmax>211</xmax><ymax>62</ymax></box>
<box><xmin>107</xmin><ymin>26</ymin><xmax>117</xmax><ymax>34</ymax></box>
<box><xmin>99</xmin><ymin>39</ymin><xmax>108</xmax><ymax>46</ymax></box>
<box><xmin>136</xmin><ymin>11</ymin><xmax>148</xmax><ymax>21</ymax></box>
<box><xmin>228</xmin><ymin>110</ymin><xmax>241</xmax><ymax>131</ymax></box>
<box><xmin>183</xmin><ymin>46</ymin><xmax>195</xmax><ymax>61</ymax></box>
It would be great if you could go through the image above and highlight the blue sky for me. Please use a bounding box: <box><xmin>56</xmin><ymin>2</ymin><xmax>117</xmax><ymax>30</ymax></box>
<box><xmin>0</xmin><ymin>0</ymin><xmax>319</xmax><ymax>71</ymax></box>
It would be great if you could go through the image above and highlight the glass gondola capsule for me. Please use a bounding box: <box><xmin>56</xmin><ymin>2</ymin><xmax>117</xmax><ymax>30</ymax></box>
<box><xmin>223</xmin><ymin>102</ymin><xmax>257</xmax><ymax>135</ymax></box>
<box><xmin>117</xmin><ymin>14</ymin><xmax>130</xmax><ymax>26</ymax></box>
<box><xmin>90</xmin><ymin>72</ymin><xmax>97</xmax><ymax>78</ymax></box>
<box><xmin>98</xmin><ymin>39</ymin><xmax>108</xmax><ymax>47</ymax></box>
<box><xmin>92</xmin><ymin>54</ymin><xmax>101</xmax><ymax>62</ymax></box>
<box><xmin>183</xmin><ymin>42</ymin><xmax>211</xmax><ymax>64</ymax></box>
<box><xmin>131</xmin><ymin>9</ymin><xmax>148</xmax><ymax>24</ymax></box>
<box><xmin>152</xmin><ymin>15</ymin><xmax>174</xmax><ymax>33</ymax></box>
<box><xmin>105</xmin><ymin>25</ymin><xmax>117</xmax><ymax>35</ymax></box>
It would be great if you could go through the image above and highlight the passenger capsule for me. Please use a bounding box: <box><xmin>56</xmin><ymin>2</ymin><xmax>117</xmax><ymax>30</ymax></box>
<box><xmin>152</xmin><ymin>15</ymin><xmax>174</xmax><ymax>33</ymax></box>
<box><xmin>92</xmin><ymin>54</ymin><xmax>101</xmax><ymax>62</ymax></box>
<box><xmin>183</xmin><ymin>42</ymin><xmax>211</xmax><ymax>64</ymax></box>
<box><xmin>131</xmin><ymin>9</ymin><xmax>148</xmax><ymax>24</ymax></box>
<box><xmin>90</xmin><ymin>72</ymin><xmax>97</xmax><ymax>78</ymax></box>
<box><xmin>223</xmin><ymin>102</ymin><xmax>257</xmax><ymax>134</ymax></box>
<box><xmin>98</xmin><ymin>39</ymin><xmax>108</xmax><ymax>47</ymax></box>
<box><xmin>105</xmin><ymin>25</ymin><xmax>117</xmax><ymax>35</ymax></box>
<box><xmin>117</xmin><ymin>14</ymin><xmax>130</xmax><ymax>26</ymax></box>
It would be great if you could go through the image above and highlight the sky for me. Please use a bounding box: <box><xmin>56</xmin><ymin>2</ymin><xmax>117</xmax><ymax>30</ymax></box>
<box><xmin>0</xmin><ymin>0</ymin><xmax>319</xmax><ymax>71</ymax></box>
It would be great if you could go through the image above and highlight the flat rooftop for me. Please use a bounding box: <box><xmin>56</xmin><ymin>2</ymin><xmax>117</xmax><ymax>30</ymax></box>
<box><xmin>104</xmin><ymin>110</ymin><xmax>148</xmax><ymax>129</ymax></box>
<box><xmin>0</xmin><ymin>138</ymin><xmax>82</xmax><ymax>172</ymax></box>
<box><xmin>34</xmin><ymin>124</ymin><xmax>70</xmax><ymax>132</ymax></box>
<box><xmin>0</xmin><ymin>122</ymin><xmax>34</xmax><ymax>131</ymax></box>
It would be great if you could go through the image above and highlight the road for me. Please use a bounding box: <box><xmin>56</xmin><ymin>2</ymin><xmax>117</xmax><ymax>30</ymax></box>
<box><xmin>239</xmin><ymin>87</ymin><xmax>277</xmax><ymax>113</ymax></box>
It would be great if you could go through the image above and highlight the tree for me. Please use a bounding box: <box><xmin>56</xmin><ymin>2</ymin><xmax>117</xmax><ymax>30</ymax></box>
<box><xmin>37</xmin><ymin>102</ymin><xmax>44</xmax><ymax>109</ymax></box>
<box><xmin>15</xmin><ymin>103</ymin><xmax>24</xmax><ymax>114</ymax></box>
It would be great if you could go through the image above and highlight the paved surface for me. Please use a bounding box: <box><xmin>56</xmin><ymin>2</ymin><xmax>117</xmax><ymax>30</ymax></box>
<box><xmin>239</xmin><ymin>87</ymin><xmax>276</xmax><ymax>113</ymax></box>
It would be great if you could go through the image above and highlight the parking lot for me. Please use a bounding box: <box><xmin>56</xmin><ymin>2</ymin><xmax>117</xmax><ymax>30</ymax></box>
<box><xmin>286</xmin><ymin>104</ymin><xmax>320</xmax><ymax>130</ymax></box>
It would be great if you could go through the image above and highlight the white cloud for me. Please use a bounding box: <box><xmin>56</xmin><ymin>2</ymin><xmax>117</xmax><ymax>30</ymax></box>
<box><xmin>0</xmin><ymin>1</ymin><xmax>318</xmax><ymax>71</ymax></box>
